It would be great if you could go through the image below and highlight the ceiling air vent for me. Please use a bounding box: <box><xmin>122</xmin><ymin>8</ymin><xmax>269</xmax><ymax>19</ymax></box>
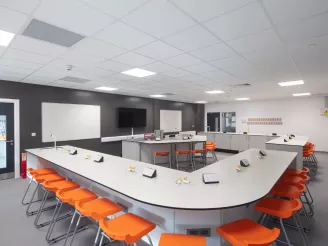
<box><xmin>233</xmin><ymin>83</ymin><xmax>251</xmax><ymax>88</ymax></box>
<box><xmin>60</xmin><ymin>76</ymin><xmax>90</xmax><ymax>83</ymax></box>
<box><xmin>163</xmin><ymin>93</ymin><xmax>175</xmax><ymax>96</ymax></box>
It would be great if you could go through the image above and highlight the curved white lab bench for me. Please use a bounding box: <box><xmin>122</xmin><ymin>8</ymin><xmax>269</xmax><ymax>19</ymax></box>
<box><xmin>26</xmin><ymin>146</ymin><xmax>296</xmax><ymax>246</ymax></box>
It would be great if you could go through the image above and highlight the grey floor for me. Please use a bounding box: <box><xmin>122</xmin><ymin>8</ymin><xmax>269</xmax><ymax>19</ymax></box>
<box><xmin>0</xmin><ymin>152</ymin><xmax>326</xmax><ymax>246</ymax></box>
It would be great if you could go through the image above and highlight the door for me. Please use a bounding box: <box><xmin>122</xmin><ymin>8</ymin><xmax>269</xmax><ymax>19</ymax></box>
<box><xmin>0</xmin><ymin>103</ymin><xmax>14</xmax><ymax>180</ymax></box>
<box><xmin>206</xmin><ymin>112</ymin><xmax>220</xmax><ymax>132</ymax></box>
<box><xmin>222</xmin><ymin>112</ymin><xmax>236</xmax><ymax>133</ymax></box>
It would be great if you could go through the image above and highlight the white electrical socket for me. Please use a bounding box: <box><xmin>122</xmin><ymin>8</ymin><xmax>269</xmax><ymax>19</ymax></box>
<box><xmin>31</xmin><ymin>133</ymin><xmax>36</xmax><ymax>137</ymax></box>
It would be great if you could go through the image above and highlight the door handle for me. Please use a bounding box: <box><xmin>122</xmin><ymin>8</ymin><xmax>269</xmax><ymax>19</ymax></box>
<box><xmin>5</xmin><ymin>140</ymin><xmax>14</xmax><ymax>145</ymax></box>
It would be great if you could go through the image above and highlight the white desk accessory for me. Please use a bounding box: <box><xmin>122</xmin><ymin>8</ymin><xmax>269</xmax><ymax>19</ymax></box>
<box><xmin>69</xmin><ymin>149</ymin><xmax>78</xmax><ymax>155</ymax></box>
<box><xmin>240</xmin><ymin>159</ymin><xmax>250</xmax><ymax>167</ymax></box>
<box><xmin>202</xmin><ymin>173</ymin><xmax>219</xmax><ymax>184</ymax></box>
<box><xmin>93</xmin><ymin>155</ymin><xmax>104</xmax><ymax>163</ymax></box>
<box><xmin>51</xmin><ymin>134</ymin><xmax>57</xmax><ymax>150</ymax></box>
<box><xmin>143</xmin><ymin>167</ymin><xmax>157</xmax><ymax>178</ymax></box>
<box><xmin>155</xmin><ymin>137</ymin><xmax>161</xmax><ymax>141</ymax></box>
<box><xmin>236</xmin><ymin>165</ymin><xmax>242</xmax><ymax>172</ymax></box>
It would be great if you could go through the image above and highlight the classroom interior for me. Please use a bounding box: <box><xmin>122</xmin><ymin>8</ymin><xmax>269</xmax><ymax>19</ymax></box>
<box><xmin>0</xmin><ymin>1</ymin><xmax>327</xmax><ymax>246</ymax></box>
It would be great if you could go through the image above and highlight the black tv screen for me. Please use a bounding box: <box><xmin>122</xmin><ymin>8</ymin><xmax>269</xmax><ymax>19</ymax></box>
<box><xmin>118</xmin><ymin>108</ymin><xmax>146</xmax><ymax>128</ymax></box>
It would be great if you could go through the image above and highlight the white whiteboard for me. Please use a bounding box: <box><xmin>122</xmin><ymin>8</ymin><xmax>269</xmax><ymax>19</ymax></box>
<box><xmin>160</xmin><ymin>110</ymin><xmax>182</xmax><ymax>132</ymax></box>
<box><xmin>42</xmin><ymin>103</ymin><xmax>100</xmax><ymax>142</ymax></box>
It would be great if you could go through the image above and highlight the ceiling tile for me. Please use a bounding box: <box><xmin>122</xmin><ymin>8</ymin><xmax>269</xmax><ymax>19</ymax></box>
<box><xmin>149</xmin><ymin>74</ymin><xmax>175</xmax><ymax>82</ymax></box>
<box><xmin>163</xmin><ymin>54</ymin><xmax>202</xmax><ymax>68</ymax></box>
<box><xmin>0</xmin><ymin>72</ymin><xmax>26</xmax><ymax>81</ymax></box>
<box><xmin>10</xmin><ymin>35</ymin><xmax>68</xmax><ymax>57</ymax></box>
<box><xmin>161</xmin><ymin>68</ymin><xmax>191</xmax><ymax>78</ymax></box>
<box><xmin>201</xmin><ymin>69</ymin><xmax>242</xmax><ymax>85</ymax></box>
<box><xmin>112</xmin><ymin>52</ymin><xmax>154</xmax><ymax>67</ymax></box>
<box><xmin>0</xmin><ymin>6</ymin><xmax>28</xmax><ymax>33</ymax></box>
<box><xmin>48</xmin><ymin>80</ymin><xmax>79</xmax><ymax>89</ymax></box>
<box><xmin>122</xmin><ymin>1</ymin><xmax>196</xmax><ymax>38</ymax></box>
<box><xmin>95</xmin><ymin>22</ymin><xmax>155</xmax><ymax>50</ymax></box>
<box><xmin>0</xmin><ymin>0</ymin><xmax>41</xmax><ymax>15</ymax></box>
<box><xmin>163</xmin><ymin>25</ymin><xmax>219</xmax><ymax>52</ymax></box>
<box><xmin>204</xmin><ymin>2</ymin><xmax>272</xmax><ymax>41</ymax></box>
<box><xmin>135</xmin><ymin>41</ymin><xmax>183</xmax><ymax>60</ymax></box>
<box><xmin>81</xmin><ymin>67</ymin><xmax>116</xmax><ymax>78</ymax></box>
<box><xmin>34</xmin><ymin>0</ymin><xmax>115</xmax><ymax>36</ymax></box>
<box><xmin>210</xmin><ymin>55</ymin><xmax>250</xmax><ymax>69</ymax></box>
<box><xmin>184</xmin><ymin>63</ymin><xmax>217</xmax><ymax>74</ymax></box>
<box><xmin>190</xmin><ymin>43</ymin><xmax>236</xmax><ymax>61</ymax></box>
<box><xmin>80</xmin><ymin>0</ymin><xmax>148</xmax><ymax>18</ymax></box>
<box><xmin>277</xmin><ymin>12</ymin><xmax>328</xmax><ymax>44</ymax></box>
<box><xmin>0</xmin><ymin>64</ymin><xmax>34</xmax><ymax>75</ymax></box>
<box><xmin>59</xmin><ymin>50</ymin><xmax>106</xmax><ymax>67</ymax></box>
<box><xmin>0</xmin><ymin>58</ymin><xmax>42</xmax><ymax>70</ymax></box>
<box><xmin>263</xmin><ymin>0</ymin><xmax>328</xmax><ymax>26</ymax></box>
<box><xmin>141</xmin><ymin>62</ymin><xmax>175</xmax><ymax>73</ymax></box>
<box><xmin>228</xmin><ymin>29</ymin><xmax>281</xmax><ymax>53</ymax></box>
<box><xmin>0</xmin><ymin>47</ymin><xmax>6</xmax><ymax>56</ymax></box>
<box><xmin>72</xmin><ymin>38</ymin><xmax>126</xmax><ymax>59</ymax></box>
<box><xmin>97</xmin><ymin>60</ymin><xmax>131</xmax><ymax>72</ymax></box>
<box><xmin>3</xmin><ymin>48</ymin><xmax>53</xmax><ymax>64</ymax></box>
<box><xmin>222</xmin><ymin>64</ymin><xmax>265</xmax><ymax>82</ymax></box>
<box><xmin>180</xmin><ymin>74</ymin><xmax>214</xmax><ymax>84</ymax></box>
<box><xmin>171</xmin><ymin>0</ymin><xmax>255</xmax><ymax>22</ymax></box>
<box><xmin>21</xmin><ymin>75</ymin><xmax>55</xmax><ymax>84</ymax></box>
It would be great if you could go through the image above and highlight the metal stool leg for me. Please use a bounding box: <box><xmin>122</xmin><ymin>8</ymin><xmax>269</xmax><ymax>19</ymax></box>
<box><xmin>280</xmin><ymin>218</ymin><xmax>292</xmax><ymax>246</ymax></box>
<box><xmin>294</xmin><ymin>214</ymin><xmax>308</xmax><ymax>246</ymax></box>
<box><xmin>93</xmin><ymin>225</ymin><xmax>101</xmax><ymax>246</ymax></box>
<box><xmin>63</xmin><ymin>209</ymin><xmax>78</xmax><ymax>246</ymax></box>
<box><xmin>34</xmin><ymin>189</ymin><xmax>49</xmax><ymax>226</ymax></box>
<box><xmin>46</xmin><ymin>200</ymin><xmax>63</xmax><ymax>242</ymax></box>
<box><xmin>22</xmin><ymin>179</ymin><xmax>33</xmax><ymax>205</ymax></box>
<box><xmin>26</xmin><ymin>183</ymin><xmax>40</xmax><ymax>216</ymax></box>
<box><xmin>69</xmin><ymin>212</ymin><xmax>82</xmax><ymax>246</ymax></box>
<box><xmin>146</xmin><ymin>234</ymin><xmax>153</xmax><ymax>246</ymax></box>
<box><xmin>98</xmin><ymin>233</ymin><xmax>105</xmax><ymax>246</ymax></box>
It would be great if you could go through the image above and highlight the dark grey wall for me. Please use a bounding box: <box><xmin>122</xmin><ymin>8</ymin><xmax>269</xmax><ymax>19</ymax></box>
<box><xmin>0</xmin><ymin>80</ymin><xmax>204</xmax><ymax>156</ymax></box>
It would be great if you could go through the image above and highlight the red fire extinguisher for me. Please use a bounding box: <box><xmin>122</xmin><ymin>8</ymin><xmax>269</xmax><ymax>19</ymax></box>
<box><xmin>21</xmin><ymin>153</ymin><xmax>27</xmax><ymax>179</ymax></box>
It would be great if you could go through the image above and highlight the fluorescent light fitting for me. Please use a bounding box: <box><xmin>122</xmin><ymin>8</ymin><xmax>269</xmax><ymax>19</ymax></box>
<box><xmin>195</xmin><ymin>101</ymin><xmax>207</xmax><ymax>104</ymax></box>
<box><xmin>121</xmin><ymin>68</ymin><xmax>156</xmax><ymax>78</ymax></box>
<box><xmin>278</xmin><ymin>80</ymin><xmax>304</xmax><ymax>87</ymax></box>
<box><xmin>236</xmin><ymin>98</ymin><xmax>250</xmax><ymax>101</ymax></box>
<box><xmin>292</xmin><ymin>93</ymin><xmax>310</xmax><ymax>97</ymax></box>
<box><xmin>95</xmin><ymin>86</ymin><xmax>118</xmax><ymax>91</ymax></box>
<box><xmin>205</xmin><ymin>90</ymin><xmax>225</xmax><ymax>94</ymax></box>
<box><xmin>0</xmin><ymin>30</ymin><xmax>15</xmax><ymax>47</ymax></box>
<box><xmin>150</xmin><ymin>94</ymin><xmax>166</xmax><ymax>98</ymax></box>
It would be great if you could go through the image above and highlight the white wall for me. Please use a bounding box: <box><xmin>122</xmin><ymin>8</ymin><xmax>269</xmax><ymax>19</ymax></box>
<box><xmin>205</xmin><ymin>97</ymin><xmax>328</xmax><ymax>151</ymax></box>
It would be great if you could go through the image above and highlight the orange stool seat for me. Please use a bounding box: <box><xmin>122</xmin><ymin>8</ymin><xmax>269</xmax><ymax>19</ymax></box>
<box><xmin>76</xmin><ymin>198</ymin><xmax>123</xmax><ymax>221</ymax></box>
<box><xmin>270</xmin><ymin>183</ymin><xmax>305</xmax><ymax>198</ymax></box>
<box><xmin>56</xmin><ymin>188</ymin><xmax>98</xmax><ymax>206</ymax></box>
<box><xmin>175</xmin><ymin>150</ymin><xmax>192</xmax><ymax>155</ymax></box>
<box><xmin>99</xmin><ymin>213</ymin><xmax>156</xmax><ymax>244</ymax></box>
<box><xmin>33</xmin><ymin>173</ymin><xmax>65</xmax><ymax>183</ymax></box>
<box><xmin>255</xmin><ymin>198</ymin><xmax>302</xmax><ymax>218</ymax></box>
<box><xmin>154</xmin><ymin>152</ymin><xmax>170</xmax><ymax>156</ymax></box>
<box><xmin>193</xmin><ymin>149</ymin><xmax>206</xmax><ymax>153</ymax></box>
<box><xmin>43</xmin><ymin>180</ymin><xmax>80</xmax><ymax>192</ymax></box>
<box><xmin>279</xmin><ymin>174</ymin><xmax>310</xmax><ymax>185</ymax></box>
<box><xmin>216</xmin><ymin>219</ymin><xmax>280</xmax><ymax>246</ymax></box>
<box><xmin>28</xmin><ymin>168</ymin><xmax>56</xmax><ymax>176</ymax></box>
<box><xmin>285</xmin><ymin>168</ymin><xmax>310</xmax><ymax>176</ymax></box>
<box><xmin>159</xmin><ymin>233</ymin><xmax>206</xmax><ymax>246</ymax></box>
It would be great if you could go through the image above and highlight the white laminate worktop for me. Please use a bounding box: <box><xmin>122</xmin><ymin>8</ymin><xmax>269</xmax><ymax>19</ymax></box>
<box><xmin>26</xmin><ymin>146</ymin><xmax>296</xmax><ymax>210</ymax></box>
<box><xmin>123</xmin><ymin>135</ymin><xmax>206</xmax><ymax>144</ymax></box>
<box><xmin>202</xmin><ymin>131</ymin><xmax>281</xmax><ymax>137</ymax></box>
<box><xmin>266</xmin><ymin>135</ymin><xmax>309</xmax><ymax>146</ymax></box>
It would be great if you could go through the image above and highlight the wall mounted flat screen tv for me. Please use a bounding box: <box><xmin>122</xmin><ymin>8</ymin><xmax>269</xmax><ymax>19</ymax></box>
<box><xmin>118</xmin><ymin>108</ymin><xmax>147</xmax><ymax>128</ymax></box>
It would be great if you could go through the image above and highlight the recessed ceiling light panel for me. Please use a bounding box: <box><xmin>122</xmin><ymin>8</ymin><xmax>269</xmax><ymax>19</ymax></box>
<box><xmin>195</xmin><ymin>101</ymin><xmax>207</xmax><ymax>103</ymax></box>
<box><xmin>292</xmin><ymin>93</ymin><xmax>310</xmax><ymax>97</ymax></box>
<box><xmin>150</xmin><ymin>94</ymin><xmax>166</xmax><ymax>98</ymax></box>
<box><xmin>95</xmin><ymin>87</ymin><xmax>118</xmax><ymax>91</ymax></box>
<box><xmin>205</xmin><ymin>90</ymin><xmax>225</xmax><ymax>94</ymax></box>
<box><xmin>236</xmin><ymin>98</ymin><xmax>250</xmax><ymax>101</ymax></box>
<box><xmin>0</xmin><ymin>30</ymin><xmax>15</xmax><ymax>47</ymax></box>
<box><xmin>122</xmin><ymin>68</ymin><xmax>156</xmax><ymax>78</ymax></box>
<box><xmin>278</xmin><ymin>80</ymin><xmax>304</xmax><ymax>87</ymax></box>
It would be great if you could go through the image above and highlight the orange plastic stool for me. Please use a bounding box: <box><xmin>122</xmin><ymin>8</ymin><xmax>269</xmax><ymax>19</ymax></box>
<box><xmin>255</xmin><ymin>198</ymin><xmax>307</xmax><ymax>246</ymax></box>
<box><xmin>64</xmin><ymin>198</ymin><xmax>123</xmax><ymax>246</ymax></box>
<box><xmin>159</xmin><ymin>233</ymin><xmax>206</xmax><ymax>246</ymax></box>
<box><xmin>153</xmin><ymin>151</ymin><xmax>171</xmax><ymax>168</ymax></box>
<box><xmin>284</xmin><ymin>168</ymin><xmax>310</xmax><ymax>176</ymax></box>
<box><xmin>34</xmin><ymin>179</ymin><xmax>80</xmax><ymax>228</ymax></box>
<box><xmin>99</xmin><ymin>213</ymin><xmax>156</xmax><ymax>245</ymax></box>
<box><xmin>46</xmin><ymin>188</ymin><xmax>98</xmax><ymax>243</ymax></box>
<box><xmin>23</xmin><ymin>168</ymin><xmax>57</xmax><ymax>206</ymax></box>
<box><xmin>175</xmin><ymin>150</ymin><xmax>195</xmax><ymax>171</ymax></box>
<box><xmin>216</xmin><ymin>219</ymin><xmax>280</xmax><ymax>246</ymax></box>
